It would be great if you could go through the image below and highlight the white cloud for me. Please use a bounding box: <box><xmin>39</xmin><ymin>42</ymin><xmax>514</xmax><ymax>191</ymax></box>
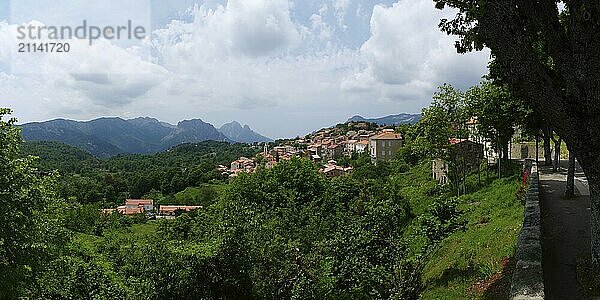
<box><xmin>147</xmin><ymin>0</ymin><xmax>358</xmax><ymax>116</ymax></box>
<box><xmin>333</xmin><ymin>0</ymin><xmax>350</xmax><ymax>30</ymax></box>
<box><xmin>1</xmin><ymin>0</ymin><xmax>491</xmax><ymax>138</ymax></box>
<box><xmin>226</xmin><ymin>0</ymin><xmax>300</xmax><ymax>56</ymax></box>
<box><xmin>0</xmin><ymin>18</ymin><xmax>167</xmax><ymax>119</ymax></box>
<box><xmin>154</xmin><ymin>0</ymin><xmax>299</xmax><ymax>60</ymax></box>
<box><xmin>344</xmin><ymin>0</ymin><xmax>490</xmax><ymax>103</ymax></box>
<box><xmin>309</xmin><ymin>4</ymin><xmax>332</xmax><ymax>42</ymax></box>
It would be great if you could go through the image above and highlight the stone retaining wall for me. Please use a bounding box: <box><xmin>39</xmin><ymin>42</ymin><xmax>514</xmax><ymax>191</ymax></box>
<box><xmin>510</xmin><ymin>160</ymin><xmax>545</xmax><ymax>300</ymax></box>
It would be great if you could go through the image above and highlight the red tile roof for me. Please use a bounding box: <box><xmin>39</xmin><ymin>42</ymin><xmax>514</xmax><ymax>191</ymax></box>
<box><xmin>448</xmin><ymin>138</ymin><xmax>467</xmax><ymax>145</ymax></box>
<box><xmin>115</xmin><ymin>205</ymin><xmax>145</xmax><ymax>215</ymax></box>
<box><xmin>370</xmin><ymin>132</ymin><xmax>402</xmax><ymax>140</ymax></box>
<box><xmin>126</xmin><ymin>199</ymin><xmax>153</xmax><ymax>206</ymax></box>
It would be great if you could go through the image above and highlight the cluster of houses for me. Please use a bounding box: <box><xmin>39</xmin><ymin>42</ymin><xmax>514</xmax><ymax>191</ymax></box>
<box><xmin>306</xmin><ymin>128</ymin><xmax>402</xmax><ymax>161</ymax></box>
<box><xmin>218</xmin><ymin>144</ymin><xmax>303</xmax><ymax>178</ymax></box>
<box><xmin>99</xmin><ymin>118</ymin><xmax>547</xmax><ymax>222</ymax></box>
<box><xmin>218</xmin><ymin>123</ymin><xmax>405</xmax><ymax>179</ymax></box>
<box><xmin>101</xmin><ymin>199</ymin><xmax>201</xmax><ymax>219</ymax></box>
<box><xmin>218</xmin><ymin>118</ymin><xmax>540</xmax><ymax>185</ymax></box>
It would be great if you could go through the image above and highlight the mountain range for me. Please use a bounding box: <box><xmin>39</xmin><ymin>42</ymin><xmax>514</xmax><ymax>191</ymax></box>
<box><xmin>20</xmin><ymin>117</ymin><xmax>271</xmax><ymax>157</ymax></box>
<box><xmin>19</xmin><ymin>113</ymin><xmax>418</xmax><ymax>157</ymax></box>
<box><xmin>219</xmin><ymin>121</ymin><xmax>272</xmax><ymax>144</ymax></box>
<box><xmin>347</xmin><ymin>113</ymin><xmax>422</xmax><ymax>126</ymax></box>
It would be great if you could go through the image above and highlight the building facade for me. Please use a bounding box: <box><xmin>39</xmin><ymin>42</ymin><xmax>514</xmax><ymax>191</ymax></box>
<box><xmin>369</xmin><ymin>131</ymin><xmax>403</xmax><ymax>161</ymax></box>
<box><xmin>432</xmin><ymin>139</ymin><xmax>484</xmax><ymax>184</ymax></box>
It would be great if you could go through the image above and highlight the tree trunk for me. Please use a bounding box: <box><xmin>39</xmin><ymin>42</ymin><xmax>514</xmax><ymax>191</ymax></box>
<box><xmin>543</xmin><ymin>129</ymin><xmax>553</xmax><ymax>166</ymax></box>
<box><xmin>497</xmin><ymin>140</ymin><xmax>501</xmax><ymax>178</ymax></box>
<box><xmin>463</xmin><ymin>170</ymin><xmax>467</xmax><ymax>195</ymax></box>
<box><xmin>536</xmin><ymin>135</ymin><xmax>539</xmax><ymax>165</ymax></box>
<box><xmin>478</xmin><ymin>162</ymin><xmax>481</xmax><ymax>187</ymax></box>
<box><xmin>585</xmin><ymin>169</ymin><xmax>600</xmax><ymax>271</ymax></box>
<box><xmin>565</xmin><ymin>150</ymin><xmax>575</xmax><ymax>198</ymax></box>
<box><xmin>553</xmin><ymin>137</ymin><xmax>562</xmax><ymax>172</ymax></box>
<box><xmin>502</xmin><ymin>142</ymin><xmax>509</xmax><ymax>177</ymax></box>
<box><xmin>575</xmin><ymin>154</ymin><xmax>600</xmax><ymax>272</ymax></box>
<box><xmin>592</xmin><ymin>182</ymin><xmax>600</xmax><ymax>271</ymax></box>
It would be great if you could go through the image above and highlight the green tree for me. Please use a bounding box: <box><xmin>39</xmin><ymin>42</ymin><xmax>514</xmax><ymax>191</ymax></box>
<box><xmin>400</xmin><ymin>84</ymin><xmax>470</xmax><ymax>166</ymax></box>
<box><xmin>433</xmin><ymin>0</ymin><xmax>600</xmax><ymax>269</ymax></box>
<box><xmin>424</xmin><ymin>84</ymin><xmax>469</xmax><ymax>155</ymax></box>
<box><xmin>0</xmin><ymin>108</ymin><xmax>67</xmax><ymax>296</ymax></box>
<box><xmin>465</xmin><ymin>81</ymin><xmax>527</xmax><ymax>174</ymax></box>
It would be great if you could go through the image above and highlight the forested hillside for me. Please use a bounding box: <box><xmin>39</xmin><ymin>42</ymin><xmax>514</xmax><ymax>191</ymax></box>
<box><xmin>1</xmin><ymin>95</ymin><xmax>528</xmax><ymax>298</ymax></box>
<box><xmin>21</xmin><ymin>140</ymin><xmax>260</xmax><ymax>206</ymax></box>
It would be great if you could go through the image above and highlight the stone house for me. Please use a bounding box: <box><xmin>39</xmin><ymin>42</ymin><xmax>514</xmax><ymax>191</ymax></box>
<box><xmin>344</xmin><ymin>140</ymin><xmax>358</xmax><ymax>154</ymax></box>
<box><xmin>344</xmin><ymin>140</ymin><xmax>369</xmax><ymax>155</ymax></box>
<box><xmin>158</xmin><ymin>205</ymin><xmax>202</xmax><ymax>217</ymax></box>
<box><xmin>369</xmin><ymin>131</ymin><xmax>403</xmax><ymax>161</ymax></box>
<box><xmin>432</xmin><ymin>138</ymin><xmax>484</xmax><ymax>184</ymax></box>
<box><xmin>321</xmin><ymin>161</ymin><xmax>353</xmax><ymax>178</ymax></box>
<box><xmin>125</xmin><ymin>199</ymin><xmax>154</xmax><ymax>213</ymax></box>
<box><xmin>231</xmin><ymin>157</ymin><xmax>254</xmax><ymax>171</ymax></box>
<box><xmin>101</xmin><ymin>199</ymin><xmax>154</xmax><ymax>216</ymax></box>
<box><xmin>324</xmin><ymin>144</ymin><xmax>343</xmax><ymax>159</ymax></box>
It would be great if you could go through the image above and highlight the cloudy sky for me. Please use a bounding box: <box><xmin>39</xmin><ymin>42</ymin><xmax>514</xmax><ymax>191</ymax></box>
<box><xmin>0</xmin><ymin>0</ymin><xmax>490</xmax><ymax>139</ymax></box>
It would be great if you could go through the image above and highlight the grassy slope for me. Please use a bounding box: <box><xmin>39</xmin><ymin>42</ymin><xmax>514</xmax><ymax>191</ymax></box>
<box><xmin>421</xmin><ymin>175</ymin><xmax>523</xmax><ymax>299</ymax></box>
<box><xmin>393</xmin><ymin>161</ymin><xmax>440</xmax><ymax>216</ymax></box>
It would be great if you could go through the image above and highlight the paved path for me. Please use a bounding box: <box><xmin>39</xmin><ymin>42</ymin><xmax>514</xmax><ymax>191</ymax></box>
<box><xmin>540</xmin><ymin>161</ymin><xmax>591</xmax><ymax>299</ymax></box>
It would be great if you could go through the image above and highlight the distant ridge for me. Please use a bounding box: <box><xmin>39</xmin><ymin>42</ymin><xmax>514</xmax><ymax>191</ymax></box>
<box><xmin>218</xmin><ymin>121</ymin><xmax>272</xmax><ymax>144</ymax></box>
<box><xmin>347</xmin><ymin>113</ymin><xmax>422</xmax><ymax>126</ymax></box>
<box><xmin>19</xmin><ymin>117</ymin><xmax>269</xmax><ymax>157</ymax></box>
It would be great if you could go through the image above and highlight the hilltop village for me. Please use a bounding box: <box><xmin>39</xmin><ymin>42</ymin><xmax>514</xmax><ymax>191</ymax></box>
<box><xmin>220</xmin><ymin>121</ymin><xmax>403</xmax><ymax>178</ymax></box>
<box><xmin>223</xmin><ymin>117</ymin><xmax>544</xmax><ymax>186</ymax></box>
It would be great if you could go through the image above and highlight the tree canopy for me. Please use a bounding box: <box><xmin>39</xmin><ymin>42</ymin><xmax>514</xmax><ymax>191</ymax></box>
<box><xmin>0</xmin><ymin>109</ymin><xmax>66</xmax><ymax>297</ymax></box>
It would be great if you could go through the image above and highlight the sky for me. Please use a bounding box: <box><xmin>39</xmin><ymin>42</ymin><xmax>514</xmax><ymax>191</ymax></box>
<box><xmin>0</xmin><ymin>0</ymin><xmax>490</xmax><ymax>139</ymax></box>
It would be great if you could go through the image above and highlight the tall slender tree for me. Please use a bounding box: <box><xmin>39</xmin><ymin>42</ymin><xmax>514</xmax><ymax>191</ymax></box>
<box><xmin>552</xmin><ymin>135</ymin><xmax>562</xmax><ymax>172</ymax></box>
<box><xmin>566</xmin><ymin>148</ymin><xmax>576</xmax><ymax>198</ymax></box>
<box><xmin>542</xmin><ymin>127</ymin><xmax>554</xmax><ymax>166</ymax></box>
